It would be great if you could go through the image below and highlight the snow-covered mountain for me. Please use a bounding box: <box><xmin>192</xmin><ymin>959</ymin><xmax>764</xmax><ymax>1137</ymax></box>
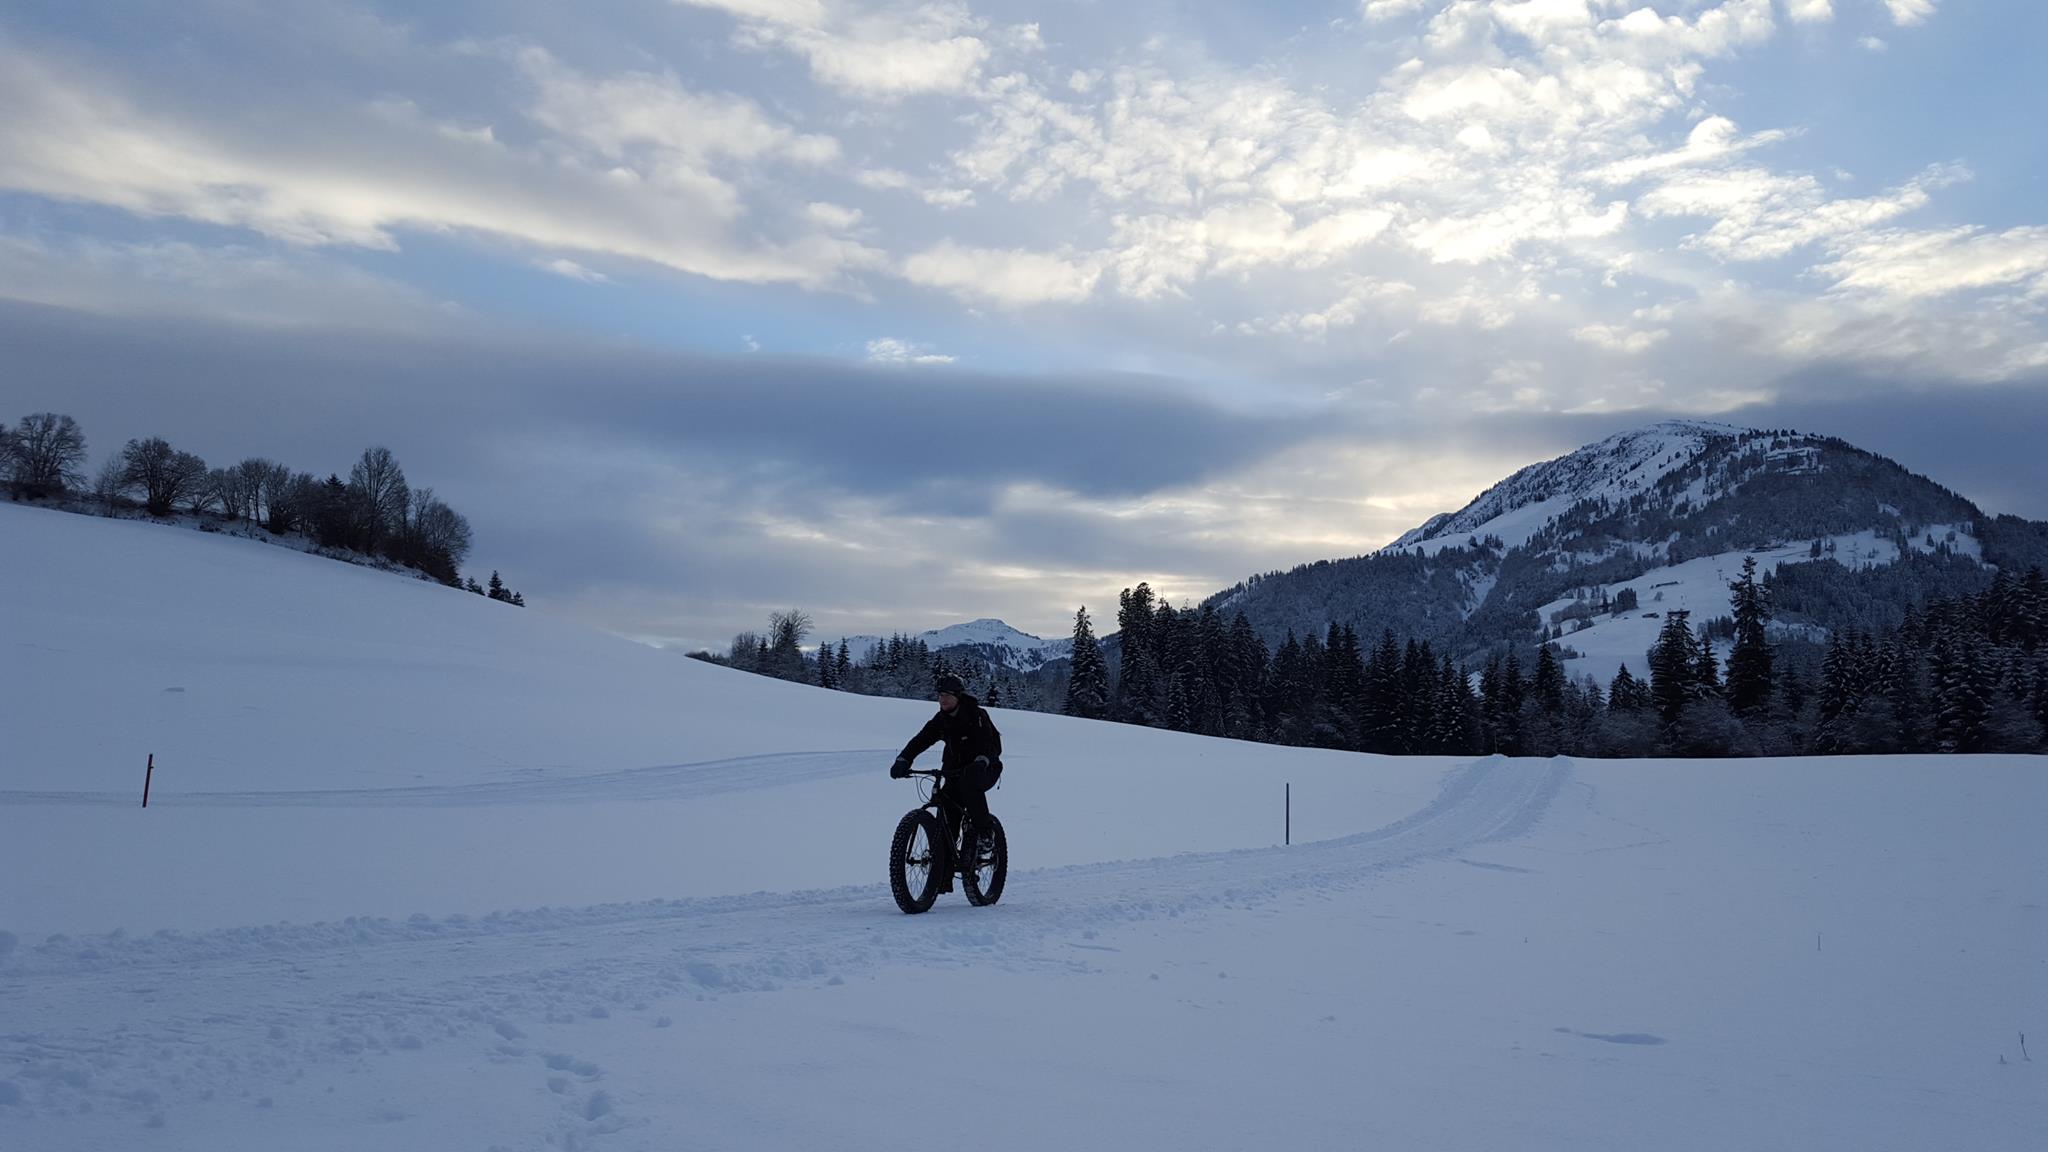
<box><xmin>828</xmin><ymin>617</ymin><xmax>1071</xmax><ymax>670</ymax></box>
<box><xmin>1387</xmin><ymin>420</ymin><xmax>1759</xmax><ymax>554</ymax></box>
<box><xmin>1212</xmin><ymin>419</ymin><xmax>2048</xmax><ymax>680</ymax></box>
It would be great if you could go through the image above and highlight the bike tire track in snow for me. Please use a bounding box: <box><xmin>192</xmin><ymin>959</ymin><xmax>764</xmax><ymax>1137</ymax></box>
<box><xmin>0</xmin><ymin>755</ymin><xmax>1569</xmax><ymax>1132</ymax></box>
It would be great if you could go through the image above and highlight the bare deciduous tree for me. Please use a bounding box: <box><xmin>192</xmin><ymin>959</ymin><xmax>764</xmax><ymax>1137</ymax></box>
<box><xmin>413</xmin><ymin>490</ymin><xmax>472</xmax><ymax>568</ymax></box>
<box><xmin>234</xmin><ymin>457</ymin><xmax>274</xmax><ymax>523</ymax></box>
<box><xmin>348</xmin><ymin>446</ymin><xmax>409</xmax><ymax>553</ymax></box>
<box><xmin>201</xmin><ymin>466</ymin><xmax>243</xmax><ymax>518</ymax></box>
<box><xmin>767</xmin><ymin>609</ymin><xmax>815</xmax><ymax>681</ymax></box>
<box><xmin>91</xmin><ymin>457</ymin><xmax>129</xmax><ymax>515</ymax></box>
<box><xmin>120</xmin><ymin>437</ymin><xmax>207</xmax><ymax>517</ymax></box>
<box><xmin>260</xmin><ymin>463</ymin><xmax>297</xmax><ymax>532</ymax></box>
<box><xmin>9</xmin><ymin>413</ymin><xmax>88</xmax><ymax>497</ymax></box>
<box><xmin>729</xmin><ymin>631</ymin><xmax>764</xmax><ymax>670</ymax></box>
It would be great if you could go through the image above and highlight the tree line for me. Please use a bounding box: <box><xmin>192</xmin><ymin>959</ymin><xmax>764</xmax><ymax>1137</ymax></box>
<box><xmin>4</xmin><ymin>410</ymin><xmax>521</xmax><ymax>601</ymax></box>
<box><xmin>689</xmin><ymin>610</ymin><xmax>1044</xmax><ymax>709</ymax></box>
<box><xmin>703</xmin><ymin>557</ymin><xmax>2047</xmax><ymax>759</ymax></box>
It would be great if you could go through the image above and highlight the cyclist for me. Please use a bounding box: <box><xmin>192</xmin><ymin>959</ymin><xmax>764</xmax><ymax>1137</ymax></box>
<box><xmin>889</xmin><ymin>673</ymin><xmax>1002</xmax><ymax>876</ymax></box>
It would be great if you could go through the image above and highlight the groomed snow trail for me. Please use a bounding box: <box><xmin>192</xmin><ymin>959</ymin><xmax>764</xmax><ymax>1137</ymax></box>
<box><xmin>0</xmin><ymin>755</ymin><xmax>1568</xmax><ymax>1124</ymax></box>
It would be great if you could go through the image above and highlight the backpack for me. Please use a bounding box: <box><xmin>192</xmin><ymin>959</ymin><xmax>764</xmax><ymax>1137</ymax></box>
<box><xmin>977</xmin><ymin>708</ymin><xmax>1004</xmax><ymax>785</ymax></box>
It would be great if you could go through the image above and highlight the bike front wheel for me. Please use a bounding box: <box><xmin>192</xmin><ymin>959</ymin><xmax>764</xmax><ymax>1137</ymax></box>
<box><xmin>961</xmin><ymin>814</ymin><xmax>1007</xmax><ymax>907</ymax></box>
<box><xmin>889</xmin><ymin>809</ymin><xmax>944</xmax><ymax>914</ymax></box>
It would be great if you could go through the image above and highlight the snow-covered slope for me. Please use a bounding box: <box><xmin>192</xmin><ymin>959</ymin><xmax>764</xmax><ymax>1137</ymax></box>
<box><xmin>830</xmin><ymin>617</ymin><xmax>1070</xmax><ymax>670</ymax></box>
<box><xmin>1386</xmin><ymin>420</ymin><xmax>1744</xmax><ymax>555</ymax></box>
<box><xmin>3</xmin><ymin>501</ymin><xmax>2042</xmax><ymax>1152</ymax></box>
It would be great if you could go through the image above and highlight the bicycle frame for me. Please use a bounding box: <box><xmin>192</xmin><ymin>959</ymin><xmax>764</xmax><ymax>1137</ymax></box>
<box><xmin>907</xmin><ymin>769</ymin><xmax>972</xmax><ymax>858</ymax></box>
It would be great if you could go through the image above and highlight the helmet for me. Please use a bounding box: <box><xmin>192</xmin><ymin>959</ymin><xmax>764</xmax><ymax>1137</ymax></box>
<box><xmin>934</xmin><ymin>673</ymin><xmax>966</xmax><ymax>696</ymax></box>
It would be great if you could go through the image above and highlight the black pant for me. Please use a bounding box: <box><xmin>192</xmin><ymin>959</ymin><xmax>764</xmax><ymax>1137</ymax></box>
<box><xmin>934</xmin><ymin>760</ymin><xmax>997</xmax><ymax>828</ymax></box>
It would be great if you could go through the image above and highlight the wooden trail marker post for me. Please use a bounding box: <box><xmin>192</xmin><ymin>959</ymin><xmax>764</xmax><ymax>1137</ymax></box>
<box><xmin>143</xmin><ymin>753</ymin><xmax>155</xmax><ymax>808</ymax></box>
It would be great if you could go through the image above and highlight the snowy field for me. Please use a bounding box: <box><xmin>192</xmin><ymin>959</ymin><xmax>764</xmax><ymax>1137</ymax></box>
<box><xmin>3</xmin><ymin>501</ymin><xmax>2044</xmax><ymax>1150</ymax></box>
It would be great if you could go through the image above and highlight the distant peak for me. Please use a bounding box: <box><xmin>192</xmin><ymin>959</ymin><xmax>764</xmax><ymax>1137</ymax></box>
<box><xmin>1386</xmin><ymin>421</ymin><xmax>1811</xmax><ymax>553</ymax></box>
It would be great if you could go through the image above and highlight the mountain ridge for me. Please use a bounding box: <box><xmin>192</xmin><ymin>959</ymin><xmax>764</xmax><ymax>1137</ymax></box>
<box><xmin>1206</xmin><ymin>419</ymin><xmax>2048</xmax><ymax>680</ymax></box>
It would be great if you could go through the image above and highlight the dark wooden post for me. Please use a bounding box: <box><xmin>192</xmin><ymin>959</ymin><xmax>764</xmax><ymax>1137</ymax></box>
<box><xmin>143</xmin><ymin>753</ymin><xmax>154</xmax><ymax>808</ymax></box>
<box><xmin>1285</xmin><ymin>781</ymin><xmax>1290</xmax><ymax>845</ymax></box>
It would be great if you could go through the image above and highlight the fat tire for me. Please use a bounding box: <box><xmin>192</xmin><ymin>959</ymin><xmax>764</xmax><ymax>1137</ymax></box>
<box><xmin>961</xmin><ymin>814</ymin><xmax>1007</xmax><ymax>907</ymax></box>
<box><xmin>889</xmin><ymin>809</ymin><xmax>944</xmax><ymax>914</ymax></box>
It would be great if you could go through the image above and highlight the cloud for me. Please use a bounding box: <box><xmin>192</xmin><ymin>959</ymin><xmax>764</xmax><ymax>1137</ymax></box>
<box><xmin>1241</xmin><ymin>277</ymin><xmax>1416</xmax><ymax>339</ymax></box>
<box><xmin>1573</xmin><ymin>323</ymin><xmax>1670</xmax><ymax>354</ymax></box>
<box><xmin>0</xmin><ymin>36</ymin><xmax>885</xmax><ymax>292</ymax></box>
<box><xmin>864</xmin><ymin>336</ymin><xmax>954</xmax><ymax>363</ymax></box>
<box><xmin>0</xmin><ymin>232</ymin><xmax>458</xmax><ymax>329</ymax></box>
<box><xmin>1883</xmin><ymin>0</ymin><xmax>1937</xmax><ymax>27</ymax></box>
<box><xmin>1637</xmin><ymin>163</ymin><xmax>1967</xmax><ymax>261</ymax></box>
<box><xmin>1816</xmin><ymin>225</ymin><xmax>2048</xmax><ymax>301</ymax></box>
<box><xmin>901</xmin><ymin>241</ymin><xmax>1102</xmax><ymax>306</ymax></box>
<box><xmin>676</xmin><ymin>0</ymin><xmax>992</xmax><ymax>97</ymax></box>
<box><xmin>805</xmin><ymin>201</ymin><xmax>864</xmax><ymax>230</ymax></box>
<box><xmin>1</xmin><ymin>0</ymin><xmax>2042</xmax><ymax>648</ymax></box>
<box><xmin>1785</xmin><ymin>0</ymin><xmax>1834</xmax><ymax>24</ymax></box>
<box><xmin>1361</xmin><ymin>0</ymin><xmax>1428</xmax><ymax>22</ymax></box>
<box><xmin>538</xmin><ymin>258</ymin><xmax>609</xmax><ymax>283</ymax></box>
<box><xmin>1591</xmin><ymin>116</ymin><xmax>1789</xmax><ymax>185</ymax></box>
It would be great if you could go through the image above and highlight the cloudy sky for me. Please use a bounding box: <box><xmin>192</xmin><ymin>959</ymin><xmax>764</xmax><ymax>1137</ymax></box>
<box><xmin>4</xmin><ymin>0</ymin><xmax>2045</xmax><ymax>649</ymax></box>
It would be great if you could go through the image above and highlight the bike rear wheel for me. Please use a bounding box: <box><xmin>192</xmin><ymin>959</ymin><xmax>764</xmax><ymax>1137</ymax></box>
<box><xmin>961</xmin><ymin>814</ymin><xmax>1007</xmax><ymax>907</ymax></box>
<box><xmin>889</xmin><ymin>809</ymin><xmax>944</xmax><ymax>914</ymax></box>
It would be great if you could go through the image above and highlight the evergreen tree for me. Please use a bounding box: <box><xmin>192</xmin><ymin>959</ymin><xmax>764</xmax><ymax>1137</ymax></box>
<box><xmin>1648</xmin><ymin>610</ymin><xmax>1697</xmax><ymax>725</ymax></box>
<box><xmin>1929</xmin><ymin>628</ymin><xmax>1991</xmax><ymax>753</ymax></box>
<box><xmin>835</xmin><ymin>640</ymin><xmax>851</xmax><ymax>683</ymax></box>
<box><xmin>487</xmin><ymin>571</ymin><xmax>509</xmax><ymax>602</ymax></box>
<box><xmin>1532</xmin><ymin>643</ymin><xmax>1566</xmax><ymax>717</ymax></box>
<box><xmin>1063</xmin><ymin>606</ymin><xmax>1111</xmax><ymax>719</ymax></box>
<box><xmin>1114</xmin><ymin>583</ymin><xmax>1161</xmax><ymax>725</ymax></box>
<box><xmin>464</xmin><ymin>577</ymin><xmax>484</xmax><ymax>595</ymax></box>
<box><xmin>1725</xmin><ymin>555</ymin><xmax>1775</xmax><ymax>715</ymax></box>
<box><xmin>1691</xmin><ymin>635</ymin><xmax>1721</xmax><ymax>700</ymax></box>
<box><xmin>1879</xmin><ymin>637</ymin><xmax>1926</xmax><ymax>752</ymax></box>
<box><xmin>1267</xmin><ymin>631</ymin><xmax>1309</xmax><ymax>745</ymax></box>
<box><xmin>1322</xmin><ymin>623</ymin><xmax>1364</xmax><ymax>748</ymax></box>
<box><xmin>818</xmin><ymin>648</ymin><xmax>835</xmax><ymax>689</ymax></box>
<box><xmin>1362</xmin><ymin>629</ymin><xmax>1403</xmax><ymax>753</ymax></box>
<box><xmin>1429</xmin><ymin>655</ymin><xmax>1477</xmax><ymax>754</ymax></box>
<box><xmin>1494</xmin><ymin>651</ymin><xmax>1526</xmax><ymax>755</ymax></box>
<box><xmin>1607</xmin><ymin>665</ymin><xmax>1647</xmax><ymax>713</ymax></box>
<box><xmin>1402</xmin><ymin>639</ymin><xmax>1437</xmax><ymax>755</ymax></box>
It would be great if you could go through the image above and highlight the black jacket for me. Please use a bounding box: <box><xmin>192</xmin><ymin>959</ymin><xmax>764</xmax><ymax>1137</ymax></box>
<box><xmin>898</xmin><ymin>694</ymin><xmax>1001</xmax><ymax>774</ymax></box>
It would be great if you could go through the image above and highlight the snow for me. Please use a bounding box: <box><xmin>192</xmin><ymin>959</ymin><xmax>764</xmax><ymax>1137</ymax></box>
<box><xmin>1543</xmin><ymin>541</ymin><xmax>1826</xmax><ymax>682</ymax></box>
<box><xmin>4</xmin><ymin>500</ymin><xmax>2045</xmax><ymax>1151</ymax></box>
<box><xmin>1387</xmin><ymin>420</ymin><xmax>1750</xmax><ymax>557</ymax></box>
<box><xmin>1543</xmin><ymin>524</ymin><xmax>1982</xmax><ymax>683</ymax></box>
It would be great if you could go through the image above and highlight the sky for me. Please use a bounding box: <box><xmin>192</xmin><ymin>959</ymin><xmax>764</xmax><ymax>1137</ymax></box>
<box><xmin>3</xmin><ymin>0</ymin><xmax>2045</xmax><ymax>651</ymax></box>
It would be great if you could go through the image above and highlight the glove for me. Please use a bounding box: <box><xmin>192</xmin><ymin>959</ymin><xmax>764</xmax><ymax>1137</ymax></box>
<box><xmin>973</xmin><ymin>755</ymin><xmax>990</xmax><ymax>770</ymax></box>
<box><xmin>889</xmin><ymin>757</ymin><xmax>911</xmax><ymax>779</ymax></box>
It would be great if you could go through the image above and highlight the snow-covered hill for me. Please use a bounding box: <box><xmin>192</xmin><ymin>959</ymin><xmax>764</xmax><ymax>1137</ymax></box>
<box><xmin>1388</xmin><ymin>420</ymin><xmax>1759</xmax><ymax>554</ymax></box>
<box><xmin>2</xmin><ymin>501</ymin><xmax>2042</xmax><ymax>1151</ymax></box>
<box><xmin>1213</xmin><ymin>419</ymin><xmax>2043</xmax><ymax>681</ymax></box>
